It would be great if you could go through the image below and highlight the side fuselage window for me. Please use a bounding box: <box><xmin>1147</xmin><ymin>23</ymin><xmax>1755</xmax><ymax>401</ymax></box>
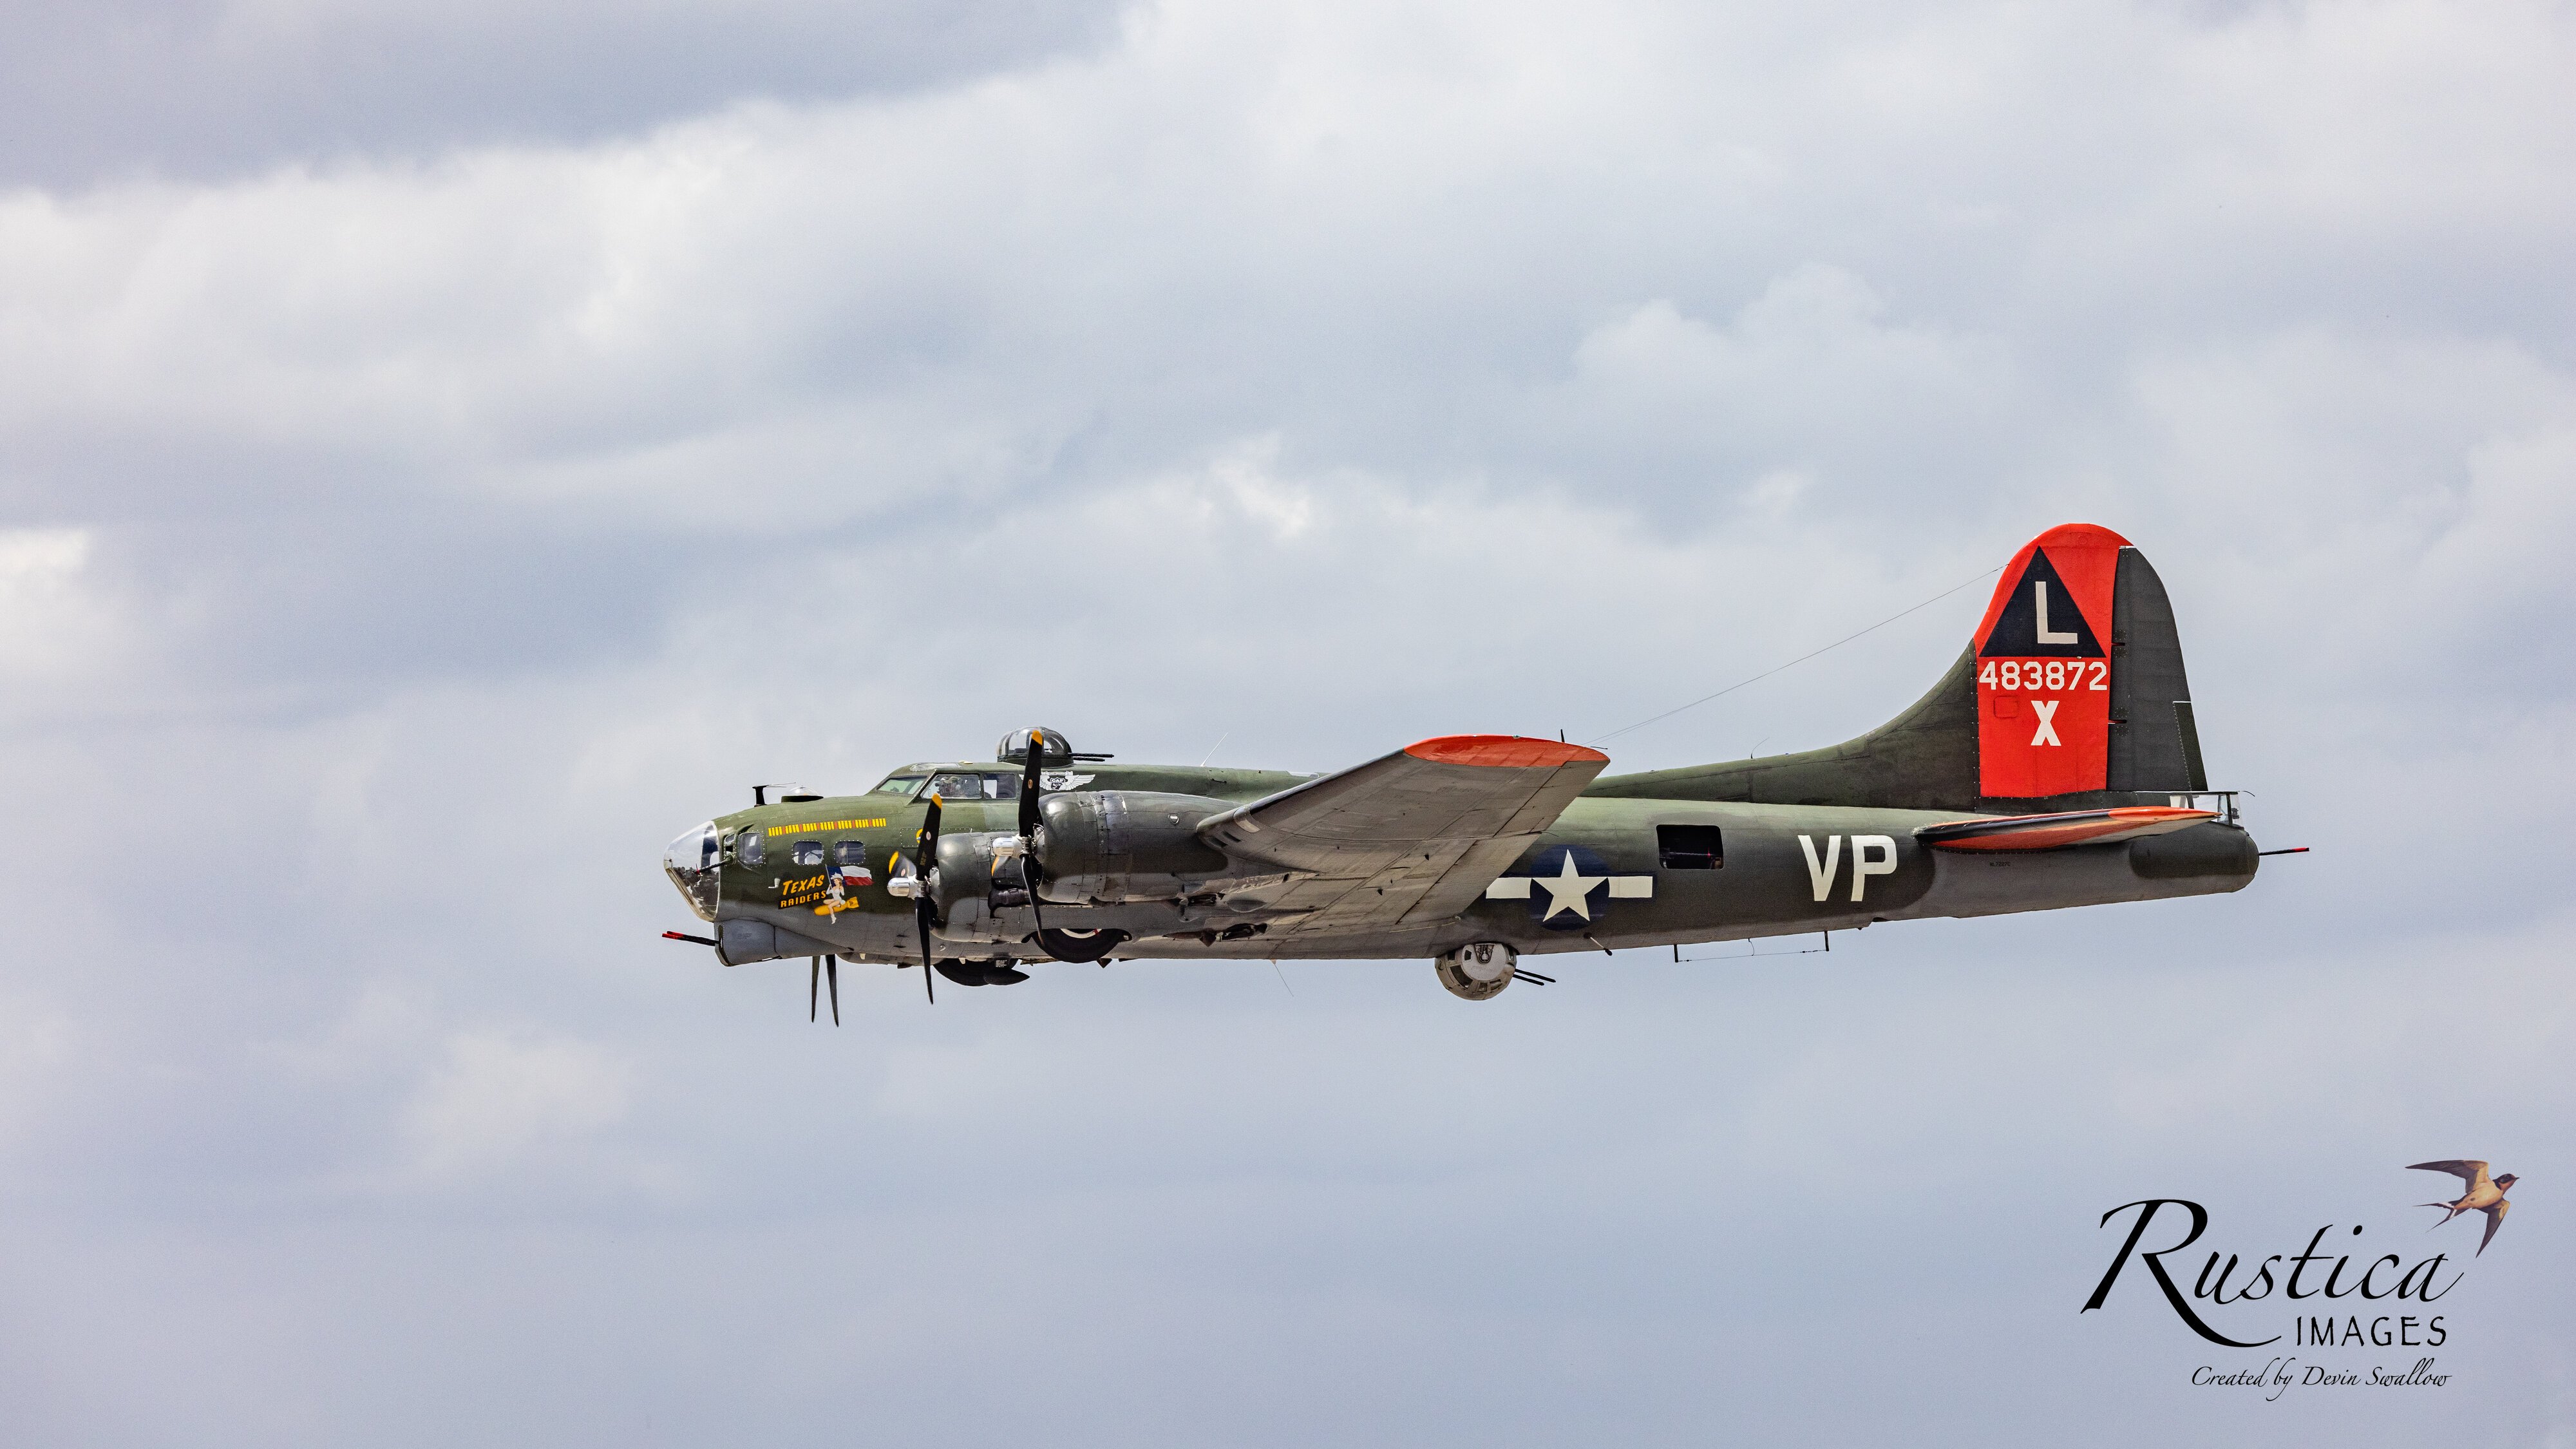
<box><xmin>736</xmin><ymin>829</ymin><xmax>766</xmax><ymax>866</ymax></box>
<box><xmin>831</xmin><ymin>839</ymin><xmax>870</xmax><ymax>867</ymax></box>
<box><xmin>790</xmin><ymin>839</ymin><xmax>824</xmax><ymax>867</ymax></box>
<box><xmin>1657</xmin><ymin>824</ymin><xmax>1723</xmax><ymax>870</ymax></box>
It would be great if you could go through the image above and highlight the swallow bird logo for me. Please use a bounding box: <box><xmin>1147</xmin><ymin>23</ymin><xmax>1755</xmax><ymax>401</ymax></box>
<box><xmin>2410</xmin><ymin>1160</ymin><xmax>2516</xmax><ymax>1256</ymax></box>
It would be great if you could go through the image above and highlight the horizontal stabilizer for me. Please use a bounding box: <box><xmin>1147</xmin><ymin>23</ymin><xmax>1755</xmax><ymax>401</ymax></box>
<box><xmin>1915</xmin><ymin>806</ymin><xmax>2213</xmax><ymax>852</ymax></box>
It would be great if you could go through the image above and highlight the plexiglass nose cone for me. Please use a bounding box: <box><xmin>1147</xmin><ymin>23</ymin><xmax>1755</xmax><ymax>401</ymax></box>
<box><xmin>663</xmin><ymin>820</ymin><xmax>719</xmax><ymax>921</ymax></box>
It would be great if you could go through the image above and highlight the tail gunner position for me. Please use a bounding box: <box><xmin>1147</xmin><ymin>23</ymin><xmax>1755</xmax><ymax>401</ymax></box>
<box><xmin>663</xmin><ymin>524</ymin><xmax>2270</xmax><ymax>1005</ymax></box>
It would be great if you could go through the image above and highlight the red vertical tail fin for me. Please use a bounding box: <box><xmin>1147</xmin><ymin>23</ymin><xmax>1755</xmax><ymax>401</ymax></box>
<box><xmin>1970</xmin><ymin>524</ymin><xmax>2126</xmax><ymax>799</ymax></box>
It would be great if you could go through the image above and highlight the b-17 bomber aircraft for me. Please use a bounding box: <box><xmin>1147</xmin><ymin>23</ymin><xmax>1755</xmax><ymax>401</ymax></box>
<box><xmin>662</xmin><ymin>524</ymin><xmax>2273</xmax><ymax>1009</ymax></box>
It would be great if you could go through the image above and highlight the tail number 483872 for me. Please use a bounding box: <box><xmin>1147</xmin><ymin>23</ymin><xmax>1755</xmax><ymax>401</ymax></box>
<box><xmin>1980</xmin><ymin>659</ymin><xmax>2107</xmax><ymax>692</ymax></box>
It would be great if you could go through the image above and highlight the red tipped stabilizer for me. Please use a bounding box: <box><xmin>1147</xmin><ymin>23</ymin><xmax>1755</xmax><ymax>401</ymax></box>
<box><xmin>1917</xmin><ymin>805</ymin><xmax>2213</xmax><ymax>852</ymax></box>
<box><xmin>1405</xmin><ymin>735</ymin><xmax>1608</xmax><ymax>768</ymax></box>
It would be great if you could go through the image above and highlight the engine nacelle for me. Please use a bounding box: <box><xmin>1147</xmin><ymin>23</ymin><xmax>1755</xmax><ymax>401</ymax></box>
<box><xmin>926</xmin><ymin>833</ymin><xmax>1052</xmax><ymax>939</ymax></box>
<box><xmin>1034</xmin><ymin>791</ymin><xmax>1234</xmax><ymax>903</ymax></box>
<box><xmin>1434</xmin><ymin>942</ymin><xmax>1517</xmax><ymax>1001</ymax></box>
<box><xmin>930</xmin><ymin>831</ymin><xmax>1012</xmax><ymax>916</ymax></box>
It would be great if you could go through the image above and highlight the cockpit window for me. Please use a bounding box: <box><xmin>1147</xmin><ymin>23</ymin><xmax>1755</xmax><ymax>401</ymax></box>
<box><xmin>902</xmin><ymin>770</ymin><xmax>1028</xmax><ymax>802</ymax></box>
<box><xmin>735</xmin><ymin>829</ymin><xmax>764</xmax><ymax>866</ymax></box>
<box><xmin>875</xmin><ymin>774</ymin><xmax>925</xmax><ymax>796</ymax></box>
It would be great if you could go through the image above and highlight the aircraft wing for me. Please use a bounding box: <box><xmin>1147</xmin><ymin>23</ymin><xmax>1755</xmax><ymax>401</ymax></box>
<box><xmin>1915</xmin><ymin>805</ymin><xmax>2212</xmax><ymax>851</ymax></box>
<box><xmin>1197</xmin><ymin>735</ymin><xmax>1609</xmax><ymax>940</ymax></box>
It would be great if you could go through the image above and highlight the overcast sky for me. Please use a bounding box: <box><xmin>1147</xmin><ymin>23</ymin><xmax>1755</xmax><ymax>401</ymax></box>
<box><xmin>2</xmin><ymin>1</ymin><xmax>2571</xmax><ymax>1444</ymax></box>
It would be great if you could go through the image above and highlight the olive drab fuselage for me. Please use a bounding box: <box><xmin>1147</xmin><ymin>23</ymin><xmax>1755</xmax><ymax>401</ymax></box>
<box><xmin>667</xmin><ymin>761</ymin><xmax>2258</xmax><ymax>969</ymax></box>
<box><xmin>659</xmin><ymin>524</ymin><xmax>2266</xmax><ymax>987</ymax></box>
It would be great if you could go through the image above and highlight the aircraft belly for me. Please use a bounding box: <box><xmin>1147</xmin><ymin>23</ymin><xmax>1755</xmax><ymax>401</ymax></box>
<box><xmin>714</xmin><ymin>906</ymin><xmax>899</xmax><ymax>967</ymax></box>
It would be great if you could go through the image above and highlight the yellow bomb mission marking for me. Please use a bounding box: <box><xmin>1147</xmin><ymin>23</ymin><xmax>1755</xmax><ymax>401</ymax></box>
<box><xmin>768</xmin><ymin>818</ymin><xmax>888</xmax><ymax>836</ymax></box>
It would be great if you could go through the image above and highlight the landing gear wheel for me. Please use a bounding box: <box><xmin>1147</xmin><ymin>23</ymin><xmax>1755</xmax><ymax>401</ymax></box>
<box><xmin>1036</xmin><ymin>927</ymin><xmax>1130</xmax><ymax>963</ymax></box>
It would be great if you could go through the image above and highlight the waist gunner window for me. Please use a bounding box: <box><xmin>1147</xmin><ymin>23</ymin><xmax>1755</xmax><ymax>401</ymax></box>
<box><xmin>1656</xmin><ymin>825</ymin><xmax>1723</xmax><ymax>870</ymax></box>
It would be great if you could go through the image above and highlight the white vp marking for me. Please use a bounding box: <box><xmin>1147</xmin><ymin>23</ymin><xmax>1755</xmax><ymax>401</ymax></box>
<box><xmin>1799</xmin><ymin>834</ymin><xmax>1841</xmax><ymax>901</ymax></box>
<box><xmin>2030</xmin><ymin>698</ymin><xmax>2063</xmax><ymax>747</ymax></box>
<box><xmin>2034</xmin><ymin>582</ymin><xmax>2079</xmax><ymax>645</ymax></box>
<box><xmin>1799</xmin><ymin>834</ymin><xmax>1900</xmax><ymax>902</ymax></box>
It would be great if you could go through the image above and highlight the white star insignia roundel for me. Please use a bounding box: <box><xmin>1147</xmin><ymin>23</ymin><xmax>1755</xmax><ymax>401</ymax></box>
<box><xmin>1484</xmin><ymin>848</ymin><xmax>1654</xmax><ymax>923</ymax></box>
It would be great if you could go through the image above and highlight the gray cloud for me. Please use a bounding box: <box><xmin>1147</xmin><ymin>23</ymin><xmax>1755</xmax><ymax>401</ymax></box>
<box><xmin>0</xmin><ymin>0</ymin><xmax>1123</xmax><ymax>187</ymax></box>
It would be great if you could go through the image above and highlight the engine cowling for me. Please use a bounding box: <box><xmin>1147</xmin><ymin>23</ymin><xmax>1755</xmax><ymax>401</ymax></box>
<box><xmin>930</xmin><ymin>831</ymin><xmax>1012</xmax><ymax>917</ymax></box>
<box><xmin>1033</xmin><ymin>791</ymin><xmax>1233</xmax><ymax>903</ymax></box>
<box><xmin>1434</xmin><ymin>942</ymin><xmax>1517</xmax><ymax>1001</ymax></box>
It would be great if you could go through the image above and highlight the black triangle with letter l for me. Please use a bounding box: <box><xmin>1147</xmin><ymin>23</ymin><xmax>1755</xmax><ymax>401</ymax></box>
<box><xmin>1980</xmin><ymin>549</ymin><xmax>2105</xmax><ymax>658</ymax></box>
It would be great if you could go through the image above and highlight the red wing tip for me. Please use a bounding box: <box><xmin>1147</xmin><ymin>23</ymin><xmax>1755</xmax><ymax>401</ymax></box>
<box><xmin>1405</xmin><ymin>735</ymin><xmax>1609</xmax><ymax>768</ymax></box>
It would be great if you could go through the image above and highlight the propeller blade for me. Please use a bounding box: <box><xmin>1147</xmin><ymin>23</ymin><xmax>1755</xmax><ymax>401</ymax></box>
<box><xmin>916</xmin><ymin>793</ymin><xmax>943</xmax><ymax>1005</ymax></box>
<box><xmin>920</xmin><ymin>909</ymin><xmax>936</xmax><ymax>1005</ymax></box>
<box><xmin>809</xmin><ymin>956</ymin><xmax>820</xmax><ymax>1022</ymax></box>
<box><xmin>826</xmin><ymin>954</ymin><xmax>840</xmax><ymax>1026</ymax></box>
<box><xmin>1019</xmin><ymin>730</ymin><xmax>1045</xmax><ymax>836</ymax></box>
<box><xmin>1018</xmin><ymin>734</ymin><xmax>1049</xmax><ymax>930</ymax></box>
